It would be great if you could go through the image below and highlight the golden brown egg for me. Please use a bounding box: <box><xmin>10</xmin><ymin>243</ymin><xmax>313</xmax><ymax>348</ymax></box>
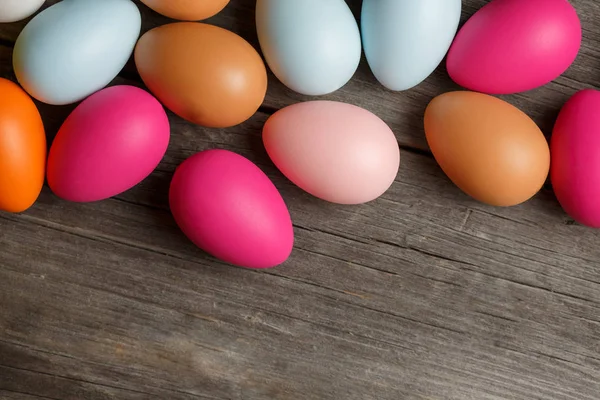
<box><xmin>424</xmin><ymin>91</ymin><xmax>550</xmax><ymax>207</ymax></box>
<box><xmin>140</xmin><ymin>0</ymin><xmax>230</xmax><ymax>21</ymax></box>
<box><xmin>135</xmin><ymin>22</ymin><xmax>267</xmax><ymax>128</ymax></box>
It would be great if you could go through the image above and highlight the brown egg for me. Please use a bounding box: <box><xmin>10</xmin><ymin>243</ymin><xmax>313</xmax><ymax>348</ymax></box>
<box><xmin>424</xmin><ymin>91</ymin><xmax>550</xmax><ymax>207</ymax></box>
<box><xmin>135</xmin><ymin>23</ymin><xmax>267</xmax><ymax>128</ymax></box>
<box><xmin>140</xmin><ymin>0</ymin><xmax>230</xmax><ymax>21</ymax></box>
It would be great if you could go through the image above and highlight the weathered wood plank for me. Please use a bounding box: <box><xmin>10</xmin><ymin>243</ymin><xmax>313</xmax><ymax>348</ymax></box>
<box><xmin>1</xmin><ymin>199</ymin><xmax>598</xmax><ymax>400</ymax></box>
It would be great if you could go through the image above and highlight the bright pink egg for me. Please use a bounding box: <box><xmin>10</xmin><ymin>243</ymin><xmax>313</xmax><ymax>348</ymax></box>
<box><xmin>447</xmin><ymin>0</ymin><xmax>581</xmax><ymax>94</ymax></box>
<box><xmin>169</xmin><ymin>149</ymin><xmax>294</xmax><ymax>269</ymax></box>
<box><xmin>47</xmin><ymin>85</ymin><xmax>170</xmax><ymax>202</ymax></box>
<box><xmin>551</xmin><ymin>89</ymin><xmax>600</xmax><ymax>228</ymax></box>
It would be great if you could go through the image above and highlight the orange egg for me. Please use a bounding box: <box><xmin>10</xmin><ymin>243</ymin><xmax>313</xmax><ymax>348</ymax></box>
<box><xmin>140</xmin><ymin>0</ymin><xmax>230</xmax><ymax>21</ymax></box>
<box><xmin>424</xmin><ymin>91</ymin><xmax>549</xmax><ymax>207</ymax></box>
<box><xmin>135</xmin><ymin>22</ymin><xmax>267</xmax><ymax>128</ymax></box>
<box><xmin>0</xmin><ymin>78</ymin><xmax>46</xmax><ymax>213</ymax></box>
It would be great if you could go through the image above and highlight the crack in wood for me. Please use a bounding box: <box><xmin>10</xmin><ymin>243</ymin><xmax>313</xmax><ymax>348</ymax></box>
<box><xmin>474</xmin><ymin>310</ymin><xmax>519</xmax><ymax>324</ymax></box>
<box><xmin>0</xmin><ymin>389</ymin><xmax>62</xmax><ymax>400</ymax></box>
<box><xmin>459</xmin><ymin>209</ymin><xmax>473</xmax><ymax>232</ymax></box>
<box><xmin>492</xmin><ymin>343</ymin><xmax>588</xmax><ymax>370</ymax></box>
<box><xmin>0</xmin><ymin>364</ymin><xmax>170</xmax><ymax>399</ymax></box>
<box><xmin>0</xmin><ymin>359</ymin><xmax>227</xmax><ymax>400</ymax></box>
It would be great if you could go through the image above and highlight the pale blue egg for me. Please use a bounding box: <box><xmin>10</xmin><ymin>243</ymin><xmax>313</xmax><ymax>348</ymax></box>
<box><xmin>256</xmin><ymin>0</ymin><xmax>361</xmax><ymax>96</ymax></box>
<box><xmin>362</xmin><ymin>0</ymin><xmax>461</xmax><ymax>91</ymax></box>
<box><xmin>13</xmin><ymin>0</ymin><xmax>141</xmax><ymax>105</ymax></box>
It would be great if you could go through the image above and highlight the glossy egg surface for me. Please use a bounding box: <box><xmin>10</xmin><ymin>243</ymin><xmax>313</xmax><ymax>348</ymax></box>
<box><xmin>0</xmin><ymin>0</ymin><xmax>45</xmax><ymax>23</ymax></box>
<box><xmin>256</xmin><ymin>0</ymin><xmax>361</xmax><ymax>96</ymax></box>
<box><xmin>263</xmin><ymin>101</ymin><xmax>400</xmax><ymax>204</ymax></box>
<box><xmin>447</xmin><ymin>0</ymin><xmax>581</xmax><ymax>94</ymax></box>
<box><xmin>169</xmin><ymin>149</ymin><xmax>294</xmax><ymax>269</ymax></box>
<box><xmin>0</xmin><ymin>78</ymin><xmax>46</xmax><ymax>213</ymax></box>
<box><xmin>551</xmin><ymin>89</ymin><xmax>600</xmax><ymax>227</ymax></box>
<box><xmin>135</xmin><ymin>22</ymin><xmax>267</xmax><ymax>128</ymax></box>
<box><xmin>425</xmin><ymin>91</ymin><xmax>550</xmax><ymax>206</ymax></box>
<box><xmin>13</xmin><ymin>0</ymin><xmax>141</xmax><ymax>105</ymax></box>
<box><xmin>362</xmin><ymin>0</ymin><xmax>461</xmax><ymax>91</ymax></box>
<box><xmin>140</xmin><ymin>0</ymin><xmax>229</xmax><ymax>20</ymax></box>
<box><xmin>47</xmin><ymin>85</ymin><xmax>170</xmax><ymax>202</ymax></box>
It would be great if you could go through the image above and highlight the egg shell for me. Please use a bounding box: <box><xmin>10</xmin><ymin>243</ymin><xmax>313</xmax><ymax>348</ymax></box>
<box><xmin>135</xmin><ymin>22</ymin><xmax>267</xmax><ymax>128</ymax></box>
<box><xmin>551</xmin><ymin>90</ymin><xmax>600</xmax><ymax>227</ymax></box>
<box><xmin>47</xmin><ymin>85</ymin><xmax>170</xmax><ymax>202</ymax></box>
<box><xmin>0</xmin><ymin>78</ymin><xmax>46</xmax><ymax>213</ymax></box>
<box><xmin>361</xmin><ymin>0</ymin><xmax>461</xmax><ymax>91</ymax></box>
<box><xmin>0</xmin><ymin>0</ymin><xmax>45</xmax><ymax>23</ymax></box>
<box><xmin>263</xmin><ymin>101</ymin><xmax>400</xmax><ymax>204</ymax></box>
<box><xmin>13</xmin><ymin>0</ymin><xmax>141</xmax><ymax>105</ymax></box>
<box><xmin>169</xmin><ymin>149</ymin><xmax>294</xmax><ymax>269</ymax></box>
<box><xmin>446</xmin><ymin>0</ymin><xmax>581</xmax><ymax>94</ymax></box>
<box><xmin>256</xmin><ymin>0</ymin><xmax>361</xmax><ymax>96</ymax></box>
<box><xmin>424</xmin><ymin>91</ymin><xmax>550</xmax><ymax>206</ymax></box>
<box><xmin>140</xmin><ymin>0</ymin><xmax>229</xmax><ymax>21</ymax></box>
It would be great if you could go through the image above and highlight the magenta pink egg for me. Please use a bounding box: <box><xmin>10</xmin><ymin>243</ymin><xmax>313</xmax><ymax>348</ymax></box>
<box><xmin>447</xmin><ymin>0</ymin><xmax>581</xmax><ymax>94</ymax></box>
<box><xmin>263</xmin><ymin>101</ymin><xmax>400</xmax><ymax>205</ymax></box>
<box><xmin>551</xmin><ymin>89</ymin><xmax>600</xmax><ymax>228</ymax></box>
<box><xmin>169</xmin><ymin>149</ymin><xmax>294</xmax><ymax>269</ymax></box>
<box><xmin>47</xmin><ymin>85</ymin><xmax>170</xmax><ymax>202</ymax></box>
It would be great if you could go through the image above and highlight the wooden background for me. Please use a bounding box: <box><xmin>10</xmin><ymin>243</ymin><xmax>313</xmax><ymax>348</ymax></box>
<box><xmin>1</xmin><ymin>1</ymin><xmax>600</xmax><ymax>399</ymax></box>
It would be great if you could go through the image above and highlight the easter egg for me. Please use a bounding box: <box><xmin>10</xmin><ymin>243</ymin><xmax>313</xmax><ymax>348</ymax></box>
<box><xmin>135</xmin><ymin>23</ymin><xmax>267</xmax><ymax>128</ymax></box>
<box><xmin>424</xmin><ymin>91</ymin><xmax>550</xmax><ymax>206</ymax></box>
<box><xmin>140</xmin><ymin>0</ymin><xmax>229</xmax><ymax>21</ymax></box>
<box><xmin>263</xmin><ymin>101</ymin><xmax>400</xmax><ymax>204</ymax></box>
<box><xmin>256</xmin><ymin>0</ymin><xmax>361</xmax><ymax>96</ymax></box>
<box><xmin>362</xmin><ymin>0</ymin><xmax>461</xmax><ymax>91</ymax></box>
<box><xmin>169</xmin><ymin>149</ymin><xmax>294</xmax><ymax>269</ymax></box>
<box><xmin>447</xmin><ymin>0</ymin><xmax>581</xmax><ymax>94</ymax></box>
<box><xmin>13</xmin><ymin>0</ymin><xmax>141</xmax><ymax>105</ymax></box>
<box><xmin>551</xmin><ymin>90</ymin><xmax>600</xmax><ymax>227</ymax></box>
<box><xmin>0</xmin><ymin>78</ymin><xmax>45</xmax><ymax>213</ymax></box>
<box><xmin>47</xmin><ymin>85</ymin><xmax>170</xmax><ymax>202</ymax></box>
<box><xmin>0</xmin><ymin>0</ymin><xmax>45</xmax><ymax>23</ymax></box>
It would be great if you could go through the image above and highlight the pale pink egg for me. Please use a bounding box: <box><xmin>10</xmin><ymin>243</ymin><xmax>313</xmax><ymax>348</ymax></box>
<box><xmin>447</xmin><ymin>0</ymin><xmax>581</xmax><ymax>94</ymax></box>
<box><xmin>551</xmin><ymin>89</ymin><xmax>600</xmax><ymax>228</ymax></box>
<box><xmin>263</xmin><ymin>101</ymin><xmax>400</xmax><ymax>204</ymax></box>
<box><xmin>169</xmin><ymin>149</ymin><xmax>294</xmax><ymax>269</ymax></box>
<box><xmin>47</xmin><ymin>85</ymin><xmax>170</xmax><ymax>202</ymax></box>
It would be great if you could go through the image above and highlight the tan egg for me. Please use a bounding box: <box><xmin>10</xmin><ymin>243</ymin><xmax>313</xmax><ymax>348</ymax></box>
<box><xmin>424</xmin><ymin>91</ymin><xmax>550</xmax><ymax>207</ymax></box>
<box><xmin>140</xmin><ymin>0</ymin><xmax>229</xmax><ymax>21</ymax></box>
<box><xmin>135</xmin><ymin>22</ymin><xmax>267</xmax><ymax>128</ymax></box>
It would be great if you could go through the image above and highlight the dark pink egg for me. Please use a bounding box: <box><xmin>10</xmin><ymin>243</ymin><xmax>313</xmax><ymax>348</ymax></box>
<box><xmin>48</xmin><ymin>85</ymin><xmax>170</xmax><ymax>202</ymax></box>
<box><xmin>447</xmin><ymin>0</ymin><xmax>581</xmax><ymax>94</ymax></box>
<box><xmin>169</xmin><ymin>149</ymin><xmax>294</xmax><ymax>269</ymax></box>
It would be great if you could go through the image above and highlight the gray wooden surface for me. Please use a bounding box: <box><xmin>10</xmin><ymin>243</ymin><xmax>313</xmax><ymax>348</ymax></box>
<box><xmin>1</xmin><ymin>1</ymin><xmax>600</xmax><ymax>399</ymax></box>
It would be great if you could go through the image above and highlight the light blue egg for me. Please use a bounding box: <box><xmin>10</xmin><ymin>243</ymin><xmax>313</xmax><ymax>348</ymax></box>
<box><xmin>256</xmin><ymin>0</ymin><xmax>361</xmax><ymax>96</ymax></box>
<box><xmin>13</xmin><ymin>0</ymin><xmax>141</xmax><ymax>105</ymax></box>
<box><xmin>362</xmin><ymin>0</ymin><xmax>461</xmax><ymax>91</ymax></box>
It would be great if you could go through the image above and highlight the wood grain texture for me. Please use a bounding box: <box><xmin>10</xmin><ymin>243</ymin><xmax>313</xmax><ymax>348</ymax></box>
<box><xmin>1</xmin><ymin>1</ymin><xmax>599</xmax><ymax>399</ymax></box>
